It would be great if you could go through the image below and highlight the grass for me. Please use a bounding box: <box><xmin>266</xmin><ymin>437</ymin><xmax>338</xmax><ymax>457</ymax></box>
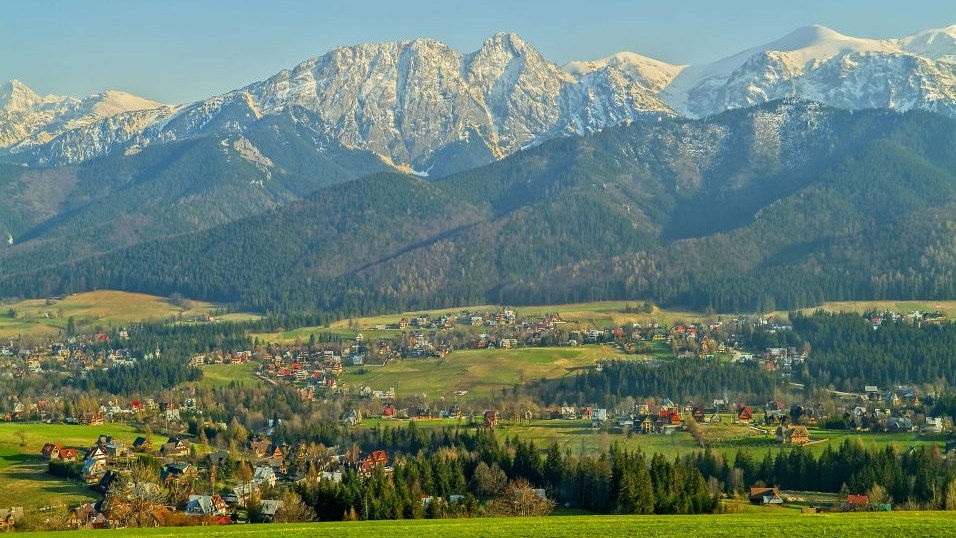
<box><xmin>198</xmin><ymin>362</ymin><xmax>263</xmax><ymax>389</ymax></box>
<box><xmin>0</xmin><ymin>422</ymin><xmax>150</xmax><ymax>467</ymax></box>
<box><xmin>327</xmin><ymin>301</ymin><xmax>735</xmax><ymax>333</ymax></box>
<box><xmin>250</xmin><ymin>326</ymin><xmax>358</xmax><ymax>344</ymax></box>
<box><xmin>771</xmin><ymin>301</ymin><xmax>956</xmax><ymax>322</ymax></box>
<box><xmin>14</xmin><ymin>512</ymin><xmax>956</xmax><ymax>537</ymax></box>
<box><xmin>0</xmin><ymin>460</ymin><xmax>96</xmax><ymax>510</ymax></box>
<box><xmin>356</xmin><ymin>417</ymin><xmax>948</xmax><ymax>460</ymax></box>
<box><xmin>328</xmin><ymin>299</ymin><xmax>956</xmax><ymax>338</ymax></box>
<box><xmin>0</xmin><ymin>422</ymin><xmax>155</xmax><ymax>510</ymax></box>
<box><xmin>339</xmin><ymin>346</ymin><xmax>624</xmax><ymax>400</ymax></box>
<box><xmin>0</xmin><ymin>290</ymin><xmax>218</xmax><ymax>339</ymax></box>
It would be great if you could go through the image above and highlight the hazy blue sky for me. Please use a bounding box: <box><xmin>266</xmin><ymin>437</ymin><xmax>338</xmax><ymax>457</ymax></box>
<box><xmin>2</xmin><ymin>0</ymin><xmax>954</xmax><ymax>103</ymax></box>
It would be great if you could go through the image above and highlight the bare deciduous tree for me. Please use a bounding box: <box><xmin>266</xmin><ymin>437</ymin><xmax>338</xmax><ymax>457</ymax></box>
<box><xmin>483</xmin><ymin>479</ymin><xmax>555</xmax><ymax>517</ymax></box>
<box><xmin>273</xmin><ymin>490</ymin><xmax>315</xmax><ymax>523</ymax></box>
<box><xmin>105</xmin><ymin>463</ymin><xmax>168</xmax><ymax>528</ymax></box>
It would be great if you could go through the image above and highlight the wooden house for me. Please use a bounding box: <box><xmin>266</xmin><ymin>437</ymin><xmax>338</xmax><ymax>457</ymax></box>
<box><xmin>749</xmin><ymin>487</ymin><xmax>783</xmax><ymax>505</ymax></box>
<box><xmin>777</xmin><ymin>425</ymin><xmax>810</xmax><ymax>445</ymax></box>
<box><xmin>40</xmin><ymin>442</ymin><xmax>63</xmax><ymax>460</ymax></box>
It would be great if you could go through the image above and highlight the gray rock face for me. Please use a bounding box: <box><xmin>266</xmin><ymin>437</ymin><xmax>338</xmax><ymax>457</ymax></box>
<box><xmin>5</xmin><ymin>34</ymin><xmax>674</xmax><ymax>171</ymax></box>
<box><xmin>5</xmin><ymin>26</ymin><xmax>956</xmax><ymax>172</ymax></box>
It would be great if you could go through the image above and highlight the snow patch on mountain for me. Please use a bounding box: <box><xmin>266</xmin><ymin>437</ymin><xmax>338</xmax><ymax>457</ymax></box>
<box><xmin>661</xmin><ymin>24</ymin><xmax>956</xmax><ymax>117</ymax></box>
<box><xmin>0</xmin><ymin>80</ymin><xmax>165</xmax><ymax>150</ymax></box>
<box><xmin>7</xmin><ymin>25</ymin><xmax>956</xmax><ymax>170</ymax></box>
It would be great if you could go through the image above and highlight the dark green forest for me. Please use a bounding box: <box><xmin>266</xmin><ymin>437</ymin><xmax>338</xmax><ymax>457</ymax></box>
<box><xmin>3</xmin><ymin>101</ymin><xmax>956</xmax><ymax>316</ymax></box>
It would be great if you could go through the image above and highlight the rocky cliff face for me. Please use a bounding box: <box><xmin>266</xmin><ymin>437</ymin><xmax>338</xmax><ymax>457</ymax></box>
<box><xmin>0</xmin><ymin>80</ymin><xmax>165</xmax><ymax>150</ymax></box>
<box><xmin>5</xmin><ymin>34</ymin><xmax>675</xmax><ymax>173</ymax></box>
<box><xmin>5</xmin><ymin>26</ymin><xmax>956</xmax><ymax>174</ymax></box>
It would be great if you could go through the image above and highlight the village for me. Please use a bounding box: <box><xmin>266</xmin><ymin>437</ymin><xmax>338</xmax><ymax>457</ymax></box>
<box><xmin>1</xmin><ymin>304</ymin><xmax>955</xmax><ymax>529</ymax></box>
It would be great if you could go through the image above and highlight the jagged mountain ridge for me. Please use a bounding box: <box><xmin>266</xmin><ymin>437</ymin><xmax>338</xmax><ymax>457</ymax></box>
<box><xmin>663</xmin><ymin>25</ymin><xmax>956</xmax><ymax>117</ymax></box>
<box><xmin>5</xmin><ymin>33</ymin><xmax>674</xmax><ymax>174</ymax></box>
<box><xmin>0</xmin><ymin>79</ymin><xmax>165</xmax><ymax>150</ymax></box>
<box><xmin>3</xmin><ymin>24</ymin><xmax>956</xmax><ymax>175</ymax></box>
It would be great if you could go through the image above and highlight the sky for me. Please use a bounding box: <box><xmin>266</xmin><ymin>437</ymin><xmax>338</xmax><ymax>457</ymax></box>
<box><xmin>2</xmin><ymin>0</ymin><xmax>954</xmax><ymax>104</ymax></box>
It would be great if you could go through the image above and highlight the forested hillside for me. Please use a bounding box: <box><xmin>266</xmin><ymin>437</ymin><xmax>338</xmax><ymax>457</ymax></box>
<box><xmin>3</xmin><ymin>100</ymin><xmax>956</xmax><ymax>315</ymax></box>
<box><xmin>0</xmin><ymin>110</ymin><xmax>386</xmax><ymax>271</ymax></box>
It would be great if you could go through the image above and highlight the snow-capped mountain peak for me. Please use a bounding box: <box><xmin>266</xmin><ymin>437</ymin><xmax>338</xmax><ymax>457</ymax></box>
<box><xmin>0</xmin><ymin>80</ymin><xmax>166</xmax><ymax>150</ymax></box>
<box><xmin>898</xmin><ymin>25</ymin><xmax>956</xmax><ymax>60</ymax></box>
<box><xmin>661</xmin><ymin>24</ymin><xmax>956</xmax><ymax>117</ymax></box>
<box><xmin>564</xmin><ymin>52</ymin><xmax>685</xmax><ymax>92</ymax></box>
<box><xmin>6</xmin><ymin>25</ymin><xmax>956</xmax><ymax>170</ymax></box>
<box><xmin>90</xmin><ymin>90</ymin><xmax>164</xmax><ymax>118</ymax></box>
<box><xmin>10</xmin><ymin>33</ymin><xmax>673</xmax><ymax>171</ymax></box>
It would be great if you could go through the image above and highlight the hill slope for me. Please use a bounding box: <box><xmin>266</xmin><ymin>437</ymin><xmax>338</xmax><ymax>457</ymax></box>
<box><xmin>4</xmin><ymin>101</ymin><xmax>956</xmax><ymax>314</ymax></box>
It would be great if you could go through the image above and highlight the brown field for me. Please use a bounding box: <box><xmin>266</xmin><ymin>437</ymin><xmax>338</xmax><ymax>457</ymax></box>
<box><xmin>0</xmin><ymin>290</ymin><xmax>218</xmax><ymax>338</ymax></box>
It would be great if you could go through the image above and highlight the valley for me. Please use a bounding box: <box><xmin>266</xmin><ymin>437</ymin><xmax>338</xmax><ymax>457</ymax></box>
<box><xmin>3</xmin><ymin>7</ymin><xmax>956</xmax><ymax>534</ymax></box>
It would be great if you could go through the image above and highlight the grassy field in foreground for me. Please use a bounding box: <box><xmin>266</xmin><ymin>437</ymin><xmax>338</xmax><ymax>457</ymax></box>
<box><xmin>339</xmin><ymin>346</ymin><xmax>625</xmax><ymax>400</ymax></box>
<box><xmin>0</xmin><ymin>290</ymin><xmax>218</xmax><ymax>339</ymax></box>
<box><xmin>16</xmin><ymin>512</ymin><xmax>956</xmax><ymax>538</ymax></box>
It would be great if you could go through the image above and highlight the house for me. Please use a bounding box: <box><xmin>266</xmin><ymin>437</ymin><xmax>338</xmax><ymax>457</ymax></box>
<box><xmin>96</xmin><ymin>470</ymin><xmax>120</xmax><ymax>493</ymax></box>
<box><xmin>161</xmin><ymin>437</ymin><xmax>190</xmax><ymax>457</ymax></box>
<box><xmin>132</xmin><ymin>436</ymin><xmax>153</xmax><ymax>452</ymax></box>
<box><xmin>591</xmin><ymin>408</ymin><xmax>608</xmax><ymax>426</ymax></box>
<box><xmin>84</xmin><ymin>445</ymin><xmax>109</xmax><ymax>463</ymax></box>
<box><xmin>82</xmin><ymin>459</ymin><xmax>107</xmax><ymax>482</ymax></box>
<box><xmin>68</xmin><ymin>503</ymin><xmax>102</xmax><ymax>530</ymax></box>
<box><xmin>341</xmin><ymin>409</ymin><xmax>362</xmax><ymax>426</ymax></box>
<box><xmin>40</xmin><ymin>442</ymin><xmax>63</xmax><ymax>460</ymax></box>
<box><xmin>186</xmin><ymin>494</ymin><xmax>228</xmax><ymax>516</ymax></box>
<box><xmin>483</xmin><ymin>410</ymin><xmax>498</xmax><ymax>428</ymax></box>
<box><xmin>737</xmin><ymin>406</ymin><xmax>754</xmax><ymax>424</ymax></box>
<box><xmin>640</xmin><ymin>415</ymin><xmax>654</xmax><ymax>434</ymax></box>
<box><xmin>260</xmin><ymin>499</ymin><xmax>284</xmax><ymax>521</ymax></box>
<box><xmin>845</xmin><ymin>494</ymin><xmax>870</xmax><ymax>510</ymax></box>
<box><xmin>359</xmin><ymin>450</ymin><xmax>389</xmax><ymax>474</ymax></box>
<box><xmin>160</xmin><ymin>462</ymin><xmax>197</xmax><ymax>483</ymax></box>
<box><xmin>777</xmin><ymin>425</ymin><xmax>810</xmax><ymax>445</ymax></box>
<box><xmin>658</xmin><ymin>409</ymin><xmax>681</xmax><ymax>425</ymax></box>
<box><xmin>886</xmin><ymin>417</ymin><xmax>914</xmax><ymax>432</ymax></box>
<box><xmin>60</xmin><ymin>447</ymin><xmax>78</xmax><ymax>461</ymax></box>
<box><xmin>923</xmin><ymin>417</ymin><xmax>944</xmax><ymax>434</ymax></box>
<box><xmin>253</xmin><ymin>465</ymin><xmax>277</xmax><ymax>487</ymax></box>
<box><xmin>320</xmin><ymin>471</ymin><xmax>343</xmax><ymax>483</ymax></box>
<box><xmin>227</xmin><ymin>481</ymin><xmax>259</xmax><ymax>505</ymax></box>
<box><xmin>81</xmin><ymin>412</ymin><xmax>104</xmax><ymax>426</ymax></box>
<box><xmin>749</xmin><ymin>487</ymin><xmax>783</xmax><ymax>505</ymax></box>
<box><xmin>105</xmin><ymin>442</ymin><xmax>127</xmax><ymax>458</ymax></box>
<box><xmin>248</xmin><ymin>437</ymin><xmax>271</xmax><ymax>457</ymax></box>
<box><xmin>206</xmin><ymin>450</ymin><xmax>229</xmax><ymax>468</ymax></box>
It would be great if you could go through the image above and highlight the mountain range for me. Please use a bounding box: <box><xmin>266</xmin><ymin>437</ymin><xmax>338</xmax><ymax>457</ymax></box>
<box><xmin>2</xmin><ymin>25</ymin><xmax>956</xmax><ymax>313</ymax></box>
<box><xmin>3</xmin><ymin>25</ymin><xmax>956</xmax><ymax>174</ymax></box>
<box><xmin>4</xmin><ymin>100</ymin><xmax>956</xmax><ymax>314</ymax></box>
